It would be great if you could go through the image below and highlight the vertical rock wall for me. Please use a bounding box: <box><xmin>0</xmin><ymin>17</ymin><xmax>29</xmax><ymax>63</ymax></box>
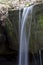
<box><xmin>8</xmin><ymin>10</ymin><xmax>19</xmax><ymax>51</ymax></box>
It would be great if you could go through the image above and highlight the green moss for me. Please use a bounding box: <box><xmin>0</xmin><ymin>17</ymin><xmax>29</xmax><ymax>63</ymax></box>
<box><xmin>4</xmin><ymin>10</ymin><xmax>19</xmax><ymax>50</ymax></box>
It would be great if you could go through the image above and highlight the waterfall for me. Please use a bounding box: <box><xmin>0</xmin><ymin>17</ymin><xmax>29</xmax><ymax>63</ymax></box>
<box><xmin>19</xmin><ymin>5</ymin><xmax>34</xmax><ymax>65</ymax></box>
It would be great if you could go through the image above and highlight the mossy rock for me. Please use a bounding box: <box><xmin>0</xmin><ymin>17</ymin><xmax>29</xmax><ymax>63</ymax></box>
<box><xmin>29</xmin><ymin>4</ymin><xmax>43</xmax><ymax>53</ymax></box>
<box><xmin>5</xmin><ymin>10</ymin><xmax>19</xmax><ymax>51</ymax></box>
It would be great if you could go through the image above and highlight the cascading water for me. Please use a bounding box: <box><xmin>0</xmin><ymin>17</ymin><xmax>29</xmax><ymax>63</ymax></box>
<box><xmin>19</xmin><ymin>5</ymin><xmax>34</xmax><ymax>65</ymax></box>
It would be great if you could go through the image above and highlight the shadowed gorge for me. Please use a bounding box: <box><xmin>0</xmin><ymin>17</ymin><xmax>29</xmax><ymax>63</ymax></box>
<box><xmin>0</xmin><ymin>3</ymin><xmax>43</xmax><ymax>65</ymax></box>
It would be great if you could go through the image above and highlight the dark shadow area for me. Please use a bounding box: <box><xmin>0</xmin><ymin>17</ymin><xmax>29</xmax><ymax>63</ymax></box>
<box><xmin>0</xmin><ymin>51</ymin><xmax>18</xmax><ymax>65</ymax></box>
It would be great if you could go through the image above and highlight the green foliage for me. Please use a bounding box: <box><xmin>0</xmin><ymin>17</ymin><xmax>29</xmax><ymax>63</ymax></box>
<box><xmin>25</xmin><ymin>3</ymin><xmax>30</xmax><ymax>7</ymax></box>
